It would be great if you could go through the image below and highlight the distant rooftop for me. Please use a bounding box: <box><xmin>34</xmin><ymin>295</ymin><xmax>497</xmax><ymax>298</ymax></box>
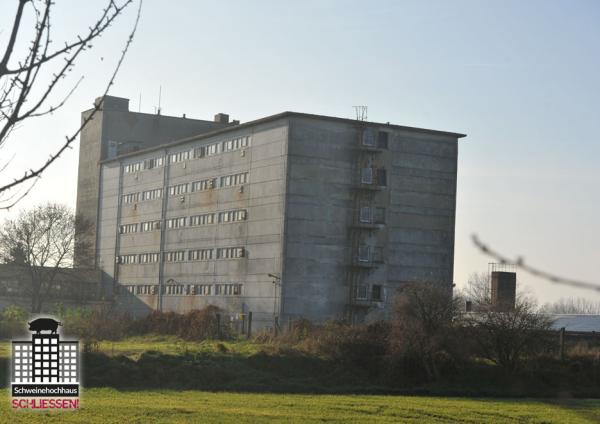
<box><xmin>549</xmin><ymin>314</ymin><xmax>600</xmax><ymax>333</ymax></box>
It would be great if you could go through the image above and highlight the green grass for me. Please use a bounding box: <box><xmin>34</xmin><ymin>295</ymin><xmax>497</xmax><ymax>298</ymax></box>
<box><xmin>1</xmin><ymin>389</ymin><xmax>599</xmax><ymax>423</ymax></box>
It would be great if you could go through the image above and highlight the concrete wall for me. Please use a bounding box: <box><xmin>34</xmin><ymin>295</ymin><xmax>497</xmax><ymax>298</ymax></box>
<box><xmin>75</xmin><ymin>96</ymin><xmax>229</xmax><ymax>267</ymax></box>
<box><xmin>97</xmin><ymin>119</ymin><xmax>290</xmax><ymax>326</ymax></box>
<box><xmin>94</xmin><ymin>111</ymin><xmax>461</xmax><ymax>326</ymax></box>
<box><xmin>281</xmin><ymin>116</ymin><xmax>459</xmax><ymax>323</ymax></box>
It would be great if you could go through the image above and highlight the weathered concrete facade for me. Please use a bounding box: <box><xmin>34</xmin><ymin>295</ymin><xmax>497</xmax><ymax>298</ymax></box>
<box><xmin>75</xmin><ymin>96</ymin><xmax>231</xmax><ymax>267</ymax></box>
<box><xmin>88</xmin><ymin>102</ymin><xmax>465</xmax><ymax>328</ymax></box>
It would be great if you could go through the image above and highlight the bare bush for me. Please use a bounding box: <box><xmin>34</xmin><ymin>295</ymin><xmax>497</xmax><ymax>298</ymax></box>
<box><xmin>466</xmin><ymin>297</ymin><xmax>553</xmax><ymax>371</ymax></box>
<box><xmin>390</xmin><ymin>283</ymin><xmax>462</xmax><ymax>381</ymax></box>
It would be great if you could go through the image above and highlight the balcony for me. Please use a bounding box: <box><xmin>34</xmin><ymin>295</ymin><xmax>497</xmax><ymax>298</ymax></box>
<box><xmin>359</xmin><ymin>129</ymin><xmax>389</xmax><ymax>152</ymax></box>
<box><xmin>352</xmin><ymin>245</ymin><xmax>384</xmax><ymax>268</ymax></box>
<box><xmin>351</xmin><ymin>206</ymin><xmax>386</xmax><ymax>229</ymax></box>
<box><xmin>357</xmin><ymin>167</ymin><xmax>387</xmax><ymax>190</ymax></box>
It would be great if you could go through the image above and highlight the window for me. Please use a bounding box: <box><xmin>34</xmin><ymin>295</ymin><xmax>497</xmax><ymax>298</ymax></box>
<box><xmin>135</xmin><ymin>285</ymin><xmax>155</xmax><ymax>295</ymax></box>
<box><xmin>190</xmin><ymin>284</ymin><xmax>211</xmax><ymax>295</ymax></box>
<box><xmin>216</xmin><ymin>247</ymin><xmax>245</xmax><ymax>259</ymax></box>
<box><xmin>119</xmin><ymin>254</ymin><xmax>137</xmax><ymax>264</ymax></box>
<box><xmin>122</xmin><ymin>192</ymin><xmax>139</xmax><ymax>204</ymax></box>
<box><xmin>140</xmin><ymin>220</ymin><xmax>161</xmax><ymax>232</ymax></box>
<box><xmin>218</xmin><ymin>209</ymin><xmax>247</xmax><ymax>223</ymax></box>
<box><xmin>355</xmin><ymin>285</ymin><xmax>368</xmax><ymax>300</ymax></box>
<box><xmin>358</xmin><ymin>245</ymin><xmax>371</xmax><ymax>262</ymax></box>
<box><xmin>371</xmin><ymin>285</ymin><xmax>383</xmax><ymax>302</ymax></box>
<box><xmin>143</xmin><ymin>156</ymin><xmax>165</xmax><ymax>170</ymax></box>
<box><xmin>377</xmin><ymin>131</ymin><xmax>389</xmax><ymax>149</ymax></box>
<box><xmin>141</xmin><ymin>188</ymin><xmax>162</xmax><ymax>201</ymax></box>
<box><xmin>166</xmin><ymin>217</ymin><xmax>186</xmax><ymax>229</ymax></box>
<box><xmin>194</xmin><ymin>136</ymin><xmax>250</xmax><ymax>158</ymax></box>
<box><xmin>139</xmin><ymin>253</ymin><xmax>160</xmax><ymax>264</ymax></box>
<box><xmin>189</xmin><ymin>213</ymin><xmax>215</xmax><ymax>227</ymax></box>
<box><xmin>361</xmin><ymin>168</ymin><xmax>373</xmax><ymax>184</ymax></box>
<box><xmin>206</xmin><ymin>142</ymin><xmax>220</xmax><ymax>156</ymax></box>
<box><xmin>191</xmin><ymin>178</ymin><xmax>215</xmax><ymax>192</ymax></box>
<box><xmin>164</xmin><ymin>251</ymin><xmax>185</xmax><ymax>262</ymax></box>
<box><xmin>164</xmin><ymin>284</ymin><xmax>185</xmax><ymax>295</ymax></box>
<box><xmin>220</xmin><ymin>172</ymin><xmax>248</xmax><ymax>188</ymax></box>
<box><xmin>124</xmin><ymin>162</ymin><xmax>141</xmax><ymax>173</ymax></box>
<box><xmin>170</xmin><ymin>150</ymin><xmax>190</xmax><ymax>163</ymax></box>
<box><xmin>373</xmin><ymin>207</ymin><xmax>386</xmax><ymax>224</ymax></box>
<box><xmin>376</xmin><ymin>169</ymin><xmax>387</xmax><ymax>186</ymax></box>
<box><xmin>119</xmin><ymin>223</ymin><xmax>137</xmax><ymax>234</ymax></box>
<box><xmin>169</xmin><ymin>183</ymin><xmax>188</xmax><ymax>196</ymax></box>
<box><xmin>188</xmin><ymin>249</ymin><xmax>213</xmax><ymax>261</ymax></box>
<box><xmin>362</xmin><ymin>129</ymin><xmax>376</xmax><ymax>147</ymax></box>
<box><xmin>193</xmin><ymin>146</ymin><xmax>205</xmax><ymax>158</ymax></box>
<box><xmin>215</xmin><ymin>284</ymin><xmax>242</xmax><ymax>296</ymax></box>
<box><xmin>123</xmin><ymin>285</ymin><xmax>135</xmax><ymax>294</ymax></box>
<box><xmin>359</xmin><ymin>206</ymin><xmax>372</xmax><ymax>223</ymax></box>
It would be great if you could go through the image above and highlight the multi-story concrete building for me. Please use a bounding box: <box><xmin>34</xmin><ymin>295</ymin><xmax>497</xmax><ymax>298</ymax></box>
<box><xmin>75</xmin><ymin>96</ymin><xmax>234</xmax><ymax>266</ymax></box>
<box><xmin>79</xmin><ymin>95</ymin><xmax>466</xmax><ymax>327</ymax></box>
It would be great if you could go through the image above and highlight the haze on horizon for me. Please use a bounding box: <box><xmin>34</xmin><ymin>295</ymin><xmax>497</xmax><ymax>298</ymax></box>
<box><xmin>1</xmin><ymin>0</ymin><xmax>598</xmax><ymax>306</ymax></box>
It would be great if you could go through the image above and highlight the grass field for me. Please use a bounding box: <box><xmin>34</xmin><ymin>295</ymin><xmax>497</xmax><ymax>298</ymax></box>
<box><xmin>1</xmin><ymin>389</ymin><xmax>600</xmax><ymax>423</ymax></box>
<box><xmin>1</xmin><ymin>337</ymin><xmax>599</xmax><ymax>422</ymax></box>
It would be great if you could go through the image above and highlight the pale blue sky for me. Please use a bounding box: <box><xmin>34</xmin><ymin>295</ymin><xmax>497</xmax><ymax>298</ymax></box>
<box><xmin>1</xmin><ymin>0</ymin><xmax>599</xmax><ymax>304</ymax></box>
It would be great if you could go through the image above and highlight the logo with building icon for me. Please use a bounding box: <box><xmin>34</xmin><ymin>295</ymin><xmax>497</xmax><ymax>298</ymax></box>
<box><xmin>10</xmin><ymin>317</ymin><xmax>80</xmax><ymax>410</ymax></box>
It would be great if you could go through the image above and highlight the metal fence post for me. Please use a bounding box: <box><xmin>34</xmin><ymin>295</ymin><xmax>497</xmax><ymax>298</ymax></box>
<box><xmin>247</xmin><ymin>312</ymin><xmax>252</xmax><ymax>339</ymax></box>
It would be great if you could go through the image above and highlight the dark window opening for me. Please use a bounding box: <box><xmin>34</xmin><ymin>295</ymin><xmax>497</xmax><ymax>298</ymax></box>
<box><xmin>371</xmin><ymin>285</ymin><xmax>383</xmax><ymax>302</ymax></box>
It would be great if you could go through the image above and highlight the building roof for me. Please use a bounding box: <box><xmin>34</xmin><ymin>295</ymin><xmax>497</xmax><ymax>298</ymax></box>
<box><xmin>102</xmin><ymin>111</ymin><xmax>467</xmax><ymax>164</ymax></box>
<box><xmin>549</xmin><ymin>314</ymin><xmax>600</xmax><ymax>333</ymax></box>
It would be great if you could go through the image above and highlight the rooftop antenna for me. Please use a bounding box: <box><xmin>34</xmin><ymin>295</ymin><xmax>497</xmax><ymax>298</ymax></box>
<box><xmin>157</xmin><ymin>86</ymin><xmax>162</xmax><ymax>115</ymax></box>
<box><xmin>353</xmin><ymin>105</ymin><xmax>368</xmax><ymax>121</ymax></box>
<box><xmin>138</xmin><ymin>92</ymin><xmax>141</xmax><ymax>113</ymax></box>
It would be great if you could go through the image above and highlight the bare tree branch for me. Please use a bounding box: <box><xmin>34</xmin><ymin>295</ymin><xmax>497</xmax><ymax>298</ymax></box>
<box><xmin>0</xmin><ymin>0</ymin><xmax>141</xmax><ymax>208</ymax></box>
<box><xmin>472</xmin><ymin>234</ymin><xmax>600</xmax><ymax>292</ymax></box>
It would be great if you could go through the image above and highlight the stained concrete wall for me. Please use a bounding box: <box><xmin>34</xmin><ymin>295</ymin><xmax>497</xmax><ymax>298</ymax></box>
<box><xmin>75</xmin><ymin>96</ymin><xmax>229</xmax><ymax>267</ymax></box>
<box><xmin>281</xmin><ymin>116</ymin><xmax>459</xmax><ymax>323</ymax></box>
<box><xmin>94</xmin><ymin>110</ymin><xmax>462</xmax><ymax>326</ymax></box>
<box><xmin>97</xmin><ymin>118</ymin><xmax>290</xmax><ymax>325</ymax></box>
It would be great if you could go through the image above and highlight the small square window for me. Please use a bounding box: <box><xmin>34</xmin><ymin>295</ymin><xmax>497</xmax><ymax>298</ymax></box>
<box><xmin>35</xmin><ymin>339</ymin><xmax>41</xmax><ymax>345</ymax></box>
<box><xmin>51</xmin><ymin>339</ymin><xmax>57</xmax><ymax>345</ymax></box>
<box><xmin>15</xmin><ymin>346</ymin><xmax>21</xmax><ymax>351</ymax></box>
<box><xmin>43</xmin><ymin>339</ymin><xmax>49</xmax><ymax>345</ymax></box>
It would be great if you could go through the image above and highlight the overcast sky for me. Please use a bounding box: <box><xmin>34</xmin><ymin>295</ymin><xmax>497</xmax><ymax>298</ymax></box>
<box><xmin>1</xmin><ymin>0</ymin><xmax>599</xmax><ymax>305</ymax></box>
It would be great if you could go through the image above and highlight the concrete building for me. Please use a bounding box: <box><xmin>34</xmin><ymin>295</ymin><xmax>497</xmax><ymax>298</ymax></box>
<box><xmin>75</xmin><ymin>96</ymin><xmax>234</xmax><ymax>266</ymax></box>
<box><xmin>80</xmin><ymin>95</ymin><xmax>466</xmax><ymax>328</ymax></box>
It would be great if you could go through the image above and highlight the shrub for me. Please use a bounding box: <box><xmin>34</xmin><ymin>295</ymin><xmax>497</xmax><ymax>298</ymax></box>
<box><xmin>389</xmin><ymin>283</ymin><xmax>463</xmax><ymax>382</ymax></box>
<box><xmin>129</xmin><ymin>307</ymin><xmax>230</xmax><ymax>341</ymax></box>
<box><xmin>464</xmin><ymin>297</ymin><xmax>553</xmax><ymax>371</ymax></box>
<box><xmin>0</xmin><ymin>305</ymin><xmax>28</xmax><ymax>338</ymax></box>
